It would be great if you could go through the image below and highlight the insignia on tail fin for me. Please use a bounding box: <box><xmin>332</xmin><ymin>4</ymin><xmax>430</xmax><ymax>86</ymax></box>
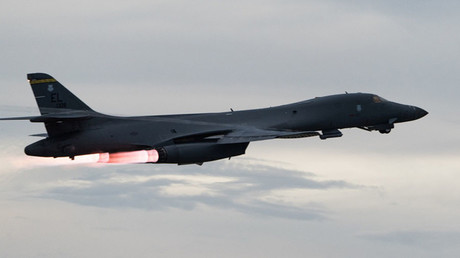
<box><xmin>27</xmin><ymin>73</ymin><xmax>96</xmax><ymax>137</ymax></box>
<box><xmin>28</xmin><ymin>73</ymin><xmax>93</xmax><ymax>115</ymax></box>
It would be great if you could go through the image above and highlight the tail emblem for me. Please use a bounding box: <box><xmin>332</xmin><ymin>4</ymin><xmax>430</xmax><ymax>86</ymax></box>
<box><xmin>48</xmin><ymin>85</ymin><xmax>54</xmax><ymax>92</ymax></box>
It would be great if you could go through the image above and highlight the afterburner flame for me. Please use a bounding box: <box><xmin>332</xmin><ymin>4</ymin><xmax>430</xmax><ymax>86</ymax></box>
<box><xmin>97</xmin><ymin>150</ymin><xmax>159</xmax><ymax>164</ymax></box>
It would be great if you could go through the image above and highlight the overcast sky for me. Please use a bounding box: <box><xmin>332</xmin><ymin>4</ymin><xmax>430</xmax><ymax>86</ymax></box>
<box><xmin>1</xmin><ymin>0</ymin><xmax>460</xmax><ymax>257</ymax></box>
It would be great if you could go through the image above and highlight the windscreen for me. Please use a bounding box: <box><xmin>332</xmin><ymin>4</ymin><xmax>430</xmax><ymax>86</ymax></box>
<box><xmin>372</xmin><ymin>95</ymin><xmax>388</xmax><ymax>103</ymax></box>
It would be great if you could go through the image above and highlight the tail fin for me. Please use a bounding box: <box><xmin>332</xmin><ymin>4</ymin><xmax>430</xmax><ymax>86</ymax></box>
<box><xmin>28</xmin><ymin>73</ymin><xmax>93</xmax><ymax>115</ymax></box>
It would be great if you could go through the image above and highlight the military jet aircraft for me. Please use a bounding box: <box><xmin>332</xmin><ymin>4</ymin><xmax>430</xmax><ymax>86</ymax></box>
<box><xmin>0</xmin><ymin>73</ymin><xmax>427</xmax><ymax>165</ymax></box>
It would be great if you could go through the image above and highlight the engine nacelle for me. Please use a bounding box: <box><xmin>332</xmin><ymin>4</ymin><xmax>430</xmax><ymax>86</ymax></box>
<box><xmin>155</xmin><ymin>142</ymin><xmax>249</xmax><ymax>165</ymax></box>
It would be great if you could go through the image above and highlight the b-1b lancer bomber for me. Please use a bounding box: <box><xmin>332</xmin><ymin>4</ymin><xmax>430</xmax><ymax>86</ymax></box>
<box><xmin>1</xmin><ymin>73</ymin><xmax>428</xmax><ymax>165</ymax></box>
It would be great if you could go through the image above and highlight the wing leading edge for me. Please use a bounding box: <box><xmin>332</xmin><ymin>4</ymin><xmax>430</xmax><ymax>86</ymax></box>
<box><xmin>217</xmin><ymin>128</ymin><xmax>320</xmax><ymax>144</ymax></box>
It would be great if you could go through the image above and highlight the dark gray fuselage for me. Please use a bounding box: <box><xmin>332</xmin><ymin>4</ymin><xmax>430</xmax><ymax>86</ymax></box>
<box><xmin>25</xmin><ymin>92</ymin><xmax>427</xmax><ymax>161</ymax></box>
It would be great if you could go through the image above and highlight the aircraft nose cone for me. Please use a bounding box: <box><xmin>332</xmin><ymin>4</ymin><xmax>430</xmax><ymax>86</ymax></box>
<box><xmin>414</xmin><ymin>107</ymin><xmax>428</xmax><ymax>119</ymax></box>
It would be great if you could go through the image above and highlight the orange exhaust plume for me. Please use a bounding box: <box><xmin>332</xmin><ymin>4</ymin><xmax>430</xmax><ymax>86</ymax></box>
<box><xmin>97</xmin><ymin>150</ymin><xmax>159</xmax><ymax>164</ymax></box>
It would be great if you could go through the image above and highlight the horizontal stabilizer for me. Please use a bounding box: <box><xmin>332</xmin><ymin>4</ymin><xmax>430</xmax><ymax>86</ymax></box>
<box><xmin>29</xmin><ymin>133</ymin><xmax>48</xmax><ymax>137</ymax></box>
<box><xmin>1</xmin><ymin>111</ymin><xmax>96</xmax><ymax>123</ymax></box>
<box><xmin>29</xmin><ymin>111</ymin><xmax>94</xmax><ymax>123</ymax></box>
<box><xmin>0</xmin><ymin>116</ymin><xmax>38</xmax><ymax>121</ymax></box>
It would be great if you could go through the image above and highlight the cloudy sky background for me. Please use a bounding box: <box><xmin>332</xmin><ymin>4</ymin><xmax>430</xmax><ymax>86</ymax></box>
<box><xmin>1</xmin><ymin>0</ymin><xmax>460</xmax><ymax>257</ymax></box>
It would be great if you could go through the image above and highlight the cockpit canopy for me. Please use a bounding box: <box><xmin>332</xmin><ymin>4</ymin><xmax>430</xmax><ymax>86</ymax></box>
<box><xmin>372</xmin><ymin>95</ymin><xmax>388</xmax><ymax>103</ymax></box>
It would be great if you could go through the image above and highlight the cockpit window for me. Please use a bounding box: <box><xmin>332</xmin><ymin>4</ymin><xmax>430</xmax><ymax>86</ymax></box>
<box><xmin>372</xmin><ymin>95</ymin><xmax>387</xmax><ymax>103</ymax></box>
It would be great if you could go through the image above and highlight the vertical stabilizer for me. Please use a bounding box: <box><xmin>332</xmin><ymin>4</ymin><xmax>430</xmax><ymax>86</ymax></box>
<box><xmin>28</xmin><ymin>73</ymin><xmax>93</xmax><ymax>115</ymax></box>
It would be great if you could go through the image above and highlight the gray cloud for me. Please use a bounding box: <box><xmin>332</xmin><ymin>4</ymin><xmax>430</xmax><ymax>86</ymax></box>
<box><xmin>15</xmin><ymin>161</ymin><xmax>360</xmax><ymax>221</ymax></box>
<box><xmin>358</xmin><ymin>230</ymin><xmax>460</xmax><ymax>249</ymax></box>
<box><xmin>1</xmin><ymin>0</ymin><xmax>460</xmax><ymax>103</ymax></box>
<box><xmin>1</xmin><ymin>1</ymin><xmax>460</xmax><ymax>257</ymax></box>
